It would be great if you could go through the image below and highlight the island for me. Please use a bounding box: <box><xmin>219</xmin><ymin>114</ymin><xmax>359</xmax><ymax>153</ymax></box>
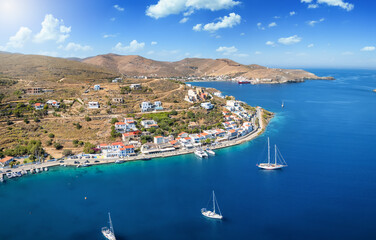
<box><xmin>0</xmin><ymin>52</ymin><xmax>273</xmax><ymax>181</ymax></box>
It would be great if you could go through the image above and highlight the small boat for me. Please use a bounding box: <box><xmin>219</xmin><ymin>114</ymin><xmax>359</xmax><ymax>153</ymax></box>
<box><xmin>256</xmin><ymin>137</ymin><xmax>287</xmax><ymax>170</ymax></box>
<box><xmin>30</xmin><ymin>169</ymin><xmax>35</xmax><ymax>174</ymax></box>
<box><xmin>201</xmin><ymin>191</ymin><xmax>223</xmax><ymax>220</ymax></box>
<box><xmin>16</xmin><ymin>172</ymin><xmax>22</xmax><ymax>177</ymax></box>
<box><xmin>115</xmin><ymin>159</ymin><xmax>125</xmax><ymax>164</ymax></box>
<box><xmin>102</xmin><ymin>212</ymin><xmax>116</xmax><ymax>240</ymax></box>
<box><xmin>22</xmin><ymin>169</ymin><xmax>27</xmax><ymax>175</ymax></box>
<box><xmin>35</xmin><ymin>168</ymin><xmax>40</xmax><ymax>173</ymax></box>
<box><xmin>195</xmin><ymin>148</ymin><xmax>208</xmax><ymax>158</ymax></box>
<box><xmin>6</xmin><ymin>172</ymin><xmax>13</xmax><ymax>178</ymax></box>
<box><xmin>0</xmin><ymin>176</ymin><xmax>4</xmax><ymax>183</ymax></box>
<box><xmin>205</xmin><ymin>148</ymin><xmax>215</xmax><ymax>156</ymax></box>
<box><xmin>238</xmin><ymin>80</ymin><xmax>251</xmax><ymax>84</ymax></box>
<box><xmin>44</xmin><ymin>167</ymin><xmax>48</xmax><ymax>171</ymax></box>
<box><xmin>281</xmin><ymin>101</ymin><xmax>284</xmax><ymax>108</ymax></box>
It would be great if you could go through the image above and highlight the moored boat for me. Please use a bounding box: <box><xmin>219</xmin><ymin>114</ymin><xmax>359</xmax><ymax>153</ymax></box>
<box><xmin>256</xmin><ymin>137</ymin><xmax>287</xmax><ymax>170</ymax></box>
<box><xmin>205</xmin><ymin>148</ymin><xmax>215</xmax><ymax>156</ymax></box>
<box><xmin>102</xmin><ymin>212</ymin><xmax>116</xmax><ymax>240</ymax></box>
<box><xmin>201</xmin><ymin>191</ymin><xmax>223</xmax><ymax>220</ymax></box>
<box><xmin>195</xmin><ymin>148</ymin><xmax>208</xmax><ymax>158</ymax></box>
<box><xmin>238</xmin><ymin>81</ymin><xmax>251</xmax><ymax>84</ymax></box>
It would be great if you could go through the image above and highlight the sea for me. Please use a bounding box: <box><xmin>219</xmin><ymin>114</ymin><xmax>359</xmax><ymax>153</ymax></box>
<box><xmin>0</xmin><ymin>69</ymin><xmax>375</xmax><ymax>240</ymax></box>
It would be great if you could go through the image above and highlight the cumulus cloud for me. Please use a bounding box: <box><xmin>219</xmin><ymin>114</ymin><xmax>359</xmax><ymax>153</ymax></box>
<box><xmin>179</xmin><ymin>17</ymin><xmax>189</xmax><ymax>23</ymax></box>
<box><xmin>103</xmin><ymin>34</ymin><xmax>116</xmax><ymax>38</ymax></box>
<box><xmin>278</xmin><ymin>35</ymin><xmax>302</xmax><ymax>45</ymax></box>
<box><xmin>240</xmin><ymin>32</ymin><xmax>245</xmax><ymax>36</ymax></box>
<box><xmin>151</xmin><ymin>41</ymin><xmax>158</xmax><ymax>45</ymax></box>
<box><xmin>113</xmin><ymin>40</ymin><xmax>145</xmax><ymax>52</ymax></box>
<box><xmin>34</xmin><ymin>14</ymin><xmax>71</xmax><ymax>43</ymax></box>
<box><xmin>290</xmin><ymin>11</ymin><xmax>296</xmax><ymax>16</ymax></box>
<box><xmin>307</xmin><ymin>18</ymin><xmax>325</xmax><ymax>26</ymax></box>
<box><xmin>266</xmin><ymin>41</ymin><xmax>276</xmax><ymax>47</ymax></box>
<box><xmin>268</xmin><ymin>22</ymin><xmax>277</xmax><ymax>28</ymax></box>
<box><xmin>307</xmin><ymin>43</ymin><xmax>314</xmax><ymax>48</ymax></box>
<box><xmin>62</xmin><ymin>42</ymin><xmax>92</xmax><ymax>51</ymax></box>
<box><xmin>194</xmin><ymin>13</ymin><xmax>241</xmax><ymax>32</ymax></box>
<box><xmin>114</xmin><ymin>5</ymin><xmax>124</xmax><ymax>11</ymax></box>
<box><xmin>146</xmin><ymin>0</ymin><xmax>240</xmax><ymax>19</ymax></box>
<box><xmin>193</xmin><ymin>24</ymin><xmax>202</xmax><ymax>31</ymax></box>
<box><xmin>257</xmin><ymin>22</ymin><xmax>265</xmax><ymax>30</ymax></box>
<box><xmin>254</xmin><ymin>51</ymin><xmax>262</xmax><ymax>55</ymax></box>
<box><xmin>361</xmin><ymin>46</ymin><xmax>375</xmax><ymax>52</ymax></box>
<box><xmin>216</xmin><ymin>46</ymin><xmax>238</xmax><ymax>55</ymax></box>
<box><xmin>302</xmin><ymin>0</ymin><xmax>354</xmax><ymax>11</ymax></box>
<box><xmin>0</xmin><ymin>27</ymin><xmax>32</xmax><ymax>50</ymax></box>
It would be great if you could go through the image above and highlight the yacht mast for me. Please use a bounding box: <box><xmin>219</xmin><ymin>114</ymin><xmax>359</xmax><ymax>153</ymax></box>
<box><xmin>275</xmin><ymin>144</ymin><xmax>277</xmax><ymax>165</ymax></box>
<box><xmin>213</xmin><ymin>191</ymin><xmax>216</xmax><ymax>213</ymax></box>
<box><xmin>108</xmin><ymin>212</ymin><xmax>114</xmax><ymax>234</ymax></box>
<box><xmin>267</xmin><ymin>137</ymin><xmax>270</xmax><ymax>166</ymax></box>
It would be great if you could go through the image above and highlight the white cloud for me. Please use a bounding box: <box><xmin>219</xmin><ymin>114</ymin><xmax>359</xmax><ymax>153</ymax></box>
<box><xmin>290</xmin><ymin>11</ymin><xmax>296</xmax><ymax>16</ymax></box>
<box><xmin>110</xmin><ymin>17</ymin><xmax>116</xmax><ymax>21</ymax></box>
<box><xmin>240</xmin><ymin>32</ymin><xmax>245</xmax><ymax>36</ymax></box>
<box><xmin>146</xmin><ymin>0</ymin><xmax>240</xmax><ymax>19</ymax></box>
<box><xmin>103</xmin><ymin>34</ymin><xmax>116</xmax><ymax>38</ymax></box>
<box><xmin>0</xmin><ymin>27</ymin><xmax>32</xmax><ymax>50</ymax></box>
<box><xmin>317</xmin><ymin>0</ymin><xmax>354</xmax><ymax>11</ymax></box>
<box><xmin>193</xmin><ymin>24</ymin><xmax>202</xmax><ymax>31</ymax></box>
<box><xmin>216</xmin><ymin>46</ymin><xmax>238</xmax><ymax>55</ymax></box>
<box><xmin>302</xmin><ymin>0</ymin><xmax>353</xmax><ymax>11</ymax></box>
<box><xmin>266</xmin><ymin>41</ymin><xmax>276</xmax><ymax>47</ymax></box>
<box><xmin>179</xmin><ymin>17</ymin><xmax>189</xmax><ymax>23</ymax></box>
<box><xmin>196</xmin><ymin>13</ymin><xmax>241</xmax><ymax>32</ymax></box>
<box><xmin>113</xmin><ymin>40</ymin><xmax>145</xmax><ymax>53</ymax></box>
<box><xmin>278</xmin><ymin>35</ymin><xmax>302</xmax><ymax>45</ymax></box>
<box><xmin>307</xmin><ymin>43</ymin><xmax>314</xmax><ymax>48</ymax></box>
<box><xmin>268</xmin><ymin>22</ymin><xmax>277</xmax><ymax>28</ymax></box>
<box><xmin>257</xmin><ymin>22</ymin><xmax>265</xmax><ymax>30</ymax></box>
<box><xmin>151</xmin><ymin>41</ymin><xmax>158</xmax><ymax>45</ymax></box>
<box><xmin>63</xmin><ymin>42</ymin><xmax>92</xmax><ymax>51</ymax></box>
<box><xmin>307</xmin><ymin>18</ymin><xmax>325</xmax><ymax>26</ymax></box>
<box><xmin>254</xmin><ymin>51</ymin><xmax>262</xmax><ymax>55</ymax></box>
<box><xmin>147</xmin><ymin>50</ymin><xmax>155</xmax><ymax>55</ymax></box>
<box><xmin>361</xmin><ymin>46</ymin><xmax>375</xmax><ymax>52</ymax></box>
<box><xmin>308</xmin><ymin>4</ymin><xmax>319</xmax><ymax>8</ymax></box>
<box><xmin>34</xmin><ymin>14</ymin><xmax>71</xmax><ymax>43</ymax></box>
<box><xmin>114</xmin><ymin>5</ymin><xmax>124</xmax><ymax>11</ymax></box>
<box><xmin>273</xmin><ymin>16</ymin><xmax>280</xmax><ymax>19</ymax></box>
<box><xmin>342</xmin><ymin>51</ymin><xmax>353</xmax><ymax>55</ymax></box>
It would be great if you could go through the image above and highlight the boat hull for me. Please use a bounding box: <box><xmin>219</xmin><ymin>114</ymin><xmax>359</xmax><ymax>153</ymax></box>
<box><xmin>102</xmin><ymin>227</ymin><xmax>116</xmax><ymax>240</ymax></box>
<box><xmin>201</xmin><ymin>209</ymin><xmax>223</xmax><ymax>219</ymax></box>
<box><xmin>257</xmin><ymin>163</ymin><xmax>286</xmax><ymax>170</ymax></box>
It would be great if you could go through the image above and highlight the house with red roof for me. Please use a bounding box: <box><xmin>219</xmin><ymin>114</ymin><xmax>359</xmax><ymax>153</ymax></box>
<box><xmin>0</xmin><ymin>156</ymin><xmax>14</xmax><ymax>167</ymax></box>
<box><xmin>34</xmin><ymin>103</ymin><xmax>44</xmax><ymax>110</ymax></box>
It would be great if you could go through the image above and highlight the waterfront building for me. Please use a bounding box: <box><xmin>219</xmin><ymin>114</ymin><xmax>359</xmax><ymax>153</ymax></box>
<box><xmin>0</xmin><ymin>156</ymin><xmax>14</xmax><ymax>167</ymax></box>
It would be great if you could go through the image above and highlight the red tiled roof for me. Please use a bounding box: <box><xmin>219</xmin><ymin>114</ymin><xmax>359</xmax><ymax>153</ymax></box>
<box><xmin>120</xmin><ymin>145</ymin><xmax>134</xmax><ymax>150</ymax></box>
<box><xmin>115</xmin><ymin>122</ymin><xmax>126</xmax><ymax>125</ymax></box>
<box><xmin>0</xmin><ymin>156</ymin><xmax>13</xmax><ymax>163</ymax></box>
<box><xmin>111</xmin><ymin>142</ymin><xmax>124</xmax><ymax>146</ymax></box>
<box><xmin>35</xmin><ymin>103</ymin><xmax>42</xmax><ymax>106</ymax></box>
<box><xmin>178</xmin><ymin>132</ymin><xmax>187</xmax><ymax>136</ymax></box>
<box><xmin>99</xmin><ymin>144</ymin><xmax>108</xmax><ymax>147</ymax></box>
<box><xmin>169</xmin><ymin>140</ymin><xmax>178</xmax><ymax>145</ymax></box>
<box><xmin>184</xmin><ymin>137</ymin><xmax>191</xmax><ymax>140</ymax></box>
<box><xmin>154</xmin><ymin>136</ymin><xmax>163</xmax><ymax>138</ymax></box>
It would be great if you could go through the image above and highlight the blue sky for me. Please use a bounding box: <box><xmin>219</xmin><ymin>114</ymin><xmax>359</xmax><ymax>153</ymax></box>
<box><xmin>0</xmin><ymin>0</ymin><xmax>375</xmax><ymax>68</ymax></box>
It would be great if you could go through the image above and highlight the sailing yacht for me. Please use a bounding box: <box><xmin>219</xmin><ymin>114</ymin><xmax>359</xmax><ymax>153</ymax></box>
<box><xmin>281</xmin><ymin>101</ymin><xmax>284</xmax><ymax>108</ymax></box>
<box><xmin>256</xmin><ymin>137</ymin><xmax>287</xmax><ymax>170</ymax></box>
<box><xmin>201</xmin><ymin>191</ymin><xmax>223</xmax><ymax>220</ymax></box>
<box><xmin>205</xmin><ymin>148</ymin><xmax>215</xmax><ymax>156</ymax></box>
<box><xmin>102</xmin><ymin>212</ymin><xmax>116</xmax><ymax>240</ymax></box>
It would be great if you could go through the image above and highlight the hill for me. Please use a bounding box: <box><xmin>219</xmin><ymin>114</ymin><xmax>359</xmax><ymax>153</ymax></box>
<box><xmin>0</xmin><ymin>52</ymin><xmax>118</xmax><ymax>82</ymax></box>
<box><xmin>83</xmin><ymin>54</ymin><xmax>333</xmax><ymax>83</ymax></box>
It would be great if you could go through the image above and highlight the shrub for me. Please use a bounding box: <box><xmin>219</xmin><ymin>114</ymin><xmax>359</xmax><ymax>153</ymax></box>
<box><xmin>24</xmin><ymin>118</ymin><xmax>29</xmax><ymax>124</ymax></box>
<box><xmin>62</xmin><ymin>149</ymin><xmax>72</xmax><ymax>156</ymax></box>
<box><xmin>48</xmin><ymin>133</ymin><xmax>55</xmax><ymax>138</ymax></box>
<box><xmin>85</xmin><ymin>116</ymin><xmax>91</xmax><ymax>121</ymax></box>
<box><xmin>54</xmin><ymin>142</ymin><xmax>63</xmax><ymax>150</ymax></box>
<box><xmin>110</xmin><ymin>118</ymin><xmax>118</xmax><ymax>124</ymax></box>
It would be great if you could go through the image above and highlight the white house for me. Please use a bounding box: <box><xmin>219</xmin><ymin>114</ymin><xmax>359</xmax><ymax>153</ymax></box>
<box><xmin>213</xmin><ymin>92</ymin><xmax>224</xmax><ymax>98</ymax></box>
<box><xmin>141</xmin><ymin>120</ymin><xmax>158</xmax><ymax>128</ymax></box>
<box><xmin>201</xmin><ymin>102</ymin><xmax>214</xmax><ymax>110</ymax></box>
<box><xmin>88</xmin><ymin>102</ymin><xmax>99</xmax><ymax>109</ymax></box>
<box><xmin>94</xmin><ymin>85</ymin><xmax>100</xmax><ymax>91</ymax></box>
<box><xmin>34</xmin><ymin>103</ymin><xmax>44</xmax><ymax>110</ymax></box>
<box><xmin>130</xmin><ymin>84</ymin><xmax>141</xmax><ymax>90</ymax></box>
<box><xmin>141</xmin><ymin>101</ymin><xmax>154</xmax><ymax>112</ymax></box>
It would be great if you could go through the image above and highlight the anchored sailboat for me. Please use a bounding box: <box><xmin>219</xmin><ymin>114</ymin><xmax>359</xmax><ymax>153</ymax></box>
<box><xmin>102</xmin><ymin>212</ymin><xmax>116</xmax><ymax>240</ymax></box>
<box><xmin>281</xmin><ymin>101</ymin><xmax>284</xmax><ymax>108</ymax></box>
<box><xmin>201</xmin><ymin>191</ymin><xmax>223</xmax><ymax>220</ymax></box>
<box><xmin>257</xmin><ymin>137</ymin><xmax>287</xmax><ymax>170</ymax></box>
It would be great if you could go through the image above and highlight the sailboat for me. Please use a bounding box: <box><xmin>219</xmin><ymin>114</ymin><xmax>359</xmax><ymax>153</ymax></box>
<box><xmin>281</xmin><ymin>101</ymin><xmax>284</xmax><ymax>108</ymax></box>
<box><xmin>201</xmin><ymin>191</ymin><xmax>223</xmax><ymax>220</ymax></box>
<box><xmin>102</xmin><ymin>212</ymin><xmax>116</xmax><ymax>240</ymax></box>
<box><xmin>257</xmin><ymin>137</ymin><xmax>287</xmax><ymax>170</ymax></box>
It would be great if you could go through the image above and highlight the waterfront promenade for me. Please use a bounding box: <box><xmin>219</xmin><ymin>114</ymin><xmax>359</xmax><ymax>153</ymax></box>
<box><xmin>1</xmin><ymin>108</ymin><xmax>266</xmax><ymax>180</ymax></box>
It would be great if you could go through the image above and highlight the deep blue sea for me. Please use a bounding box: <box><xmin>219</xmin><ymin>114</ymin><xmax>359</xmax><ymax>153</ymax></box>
<box><xmin>1</xmin><ymin>69</ymin><xmax>376</xmax><ymax>240</ymax></box>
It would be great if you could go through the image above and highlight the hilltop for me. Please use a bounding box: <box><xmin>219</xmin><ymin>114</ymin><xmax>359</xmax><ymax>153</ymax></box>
<box><xmin>82</xmin><ymin>53</ymin><xmax>334</xmax><ymax>83</ymax></box>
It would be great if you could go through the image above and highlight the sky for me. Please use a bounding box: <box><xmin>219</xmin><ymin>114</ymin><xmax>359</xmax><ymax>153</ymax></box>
<box><xmin>0</xmin><ymin>0</ymin><xmax>375</xmax><ymax>69</ymax></box>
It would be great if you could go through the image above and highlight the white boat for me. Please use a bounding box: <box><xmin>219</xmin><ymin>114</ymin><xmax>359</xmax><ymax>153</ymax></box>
<box><xmin>35</xmin><ymin>168</ymin><xmax>40</xmax><ymax>173</ymax></box>
<box><xmin>201</xmin><ymin>191</ymin><xmax>223</xmax><ymax>220</ymax></box>
<box><xmin>281</xmin><ymin>101</ymin><xmax>284</xmax><ymax>108</ymax></box>
<box><xmin>115</xmin><ymin>159</ymin><xmax>125</xmax><ymax>164</ymax></box>
<box><xmin>102</xmin><ymin>212</ymin><xmax>116</xmax><ymax>240</ymax></box>
<box><xmin>44</xmin><ymin>167</ymin><xmax>48</xmax><ymax>171</ymax></box>
<box><xmin>0</xmin><ymin>176</ymin><xmax>4</xmax><ymax>183</ymax></box>
<box><xmin>257</xmin><ymin>137</ymin><xmax>287</xmax><ymax>170</ymax></box>
<box><xmin>195</xmin><ymin>148</ymin><xmax>208</xmax><ymax>158</ymax></box>
<box><xmin>205</xmin><ymin>148</ymin><xmax>215</xmax><ymax>156</ymax></box>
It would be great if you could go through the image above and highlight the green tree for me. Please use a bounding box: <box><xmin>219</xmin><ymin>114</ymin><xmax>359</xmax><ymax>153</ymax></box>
<box><xmin>48</xmin><ymin>133</ymin><xmax>55</xmax><ymax>138</ymax></box>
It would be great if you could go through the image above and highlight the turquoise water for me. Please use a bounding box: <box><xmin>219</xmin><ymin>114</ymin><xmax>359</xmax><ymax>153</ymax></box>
<box><xmin>1</xmin><ymin>69</ymin><xmax>376</xmax><ymax>240</ymax></box>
